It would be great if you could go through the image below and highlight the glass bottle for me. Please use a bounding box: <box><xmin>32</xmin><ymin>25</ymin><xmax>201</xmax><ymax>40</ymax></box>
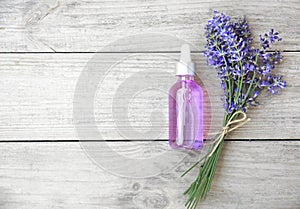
<box><xmin>169</xmin><ymin>44</ymin><xmax>204</xmax><ymax>150</ymax></box>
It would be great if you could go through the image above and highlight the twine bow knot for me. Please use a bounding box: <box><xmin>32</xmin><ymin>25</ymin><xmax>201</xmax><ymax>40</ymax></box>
<box><xmin>208</xmin><ymin>110</ymin><xmax>251</xmax><ymax>157</ymax></box>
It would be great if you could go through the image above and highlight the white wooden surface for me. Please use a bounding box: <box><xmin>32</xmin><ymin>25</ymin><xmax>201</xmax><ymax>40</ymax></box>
<box><xmin>0</xmin><ymin>53</ymin><xmax>299</xmax><ymax>141</ymax></box>
<box><xmin>0</xmin><ymin>141</ymin><xmax>299</xmax><ymax>209</ymax></box>
<box><xmin>0</xmin><ymin>0</ymin><xmax>299</xmax><ymax>52</ymax></box>
<box><xmin>0</xmin><ymin>0</ymin><xmax>299</xmax><ymax>208</ymax></box>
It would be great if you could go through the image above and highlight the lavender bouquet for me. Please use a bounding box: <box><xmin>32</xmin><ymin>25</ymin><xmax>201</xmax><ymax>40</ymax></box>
<box><xmin>182</xmin><ymin>11</ymin><xmax>286</xmax><ymax>209</ymax></box>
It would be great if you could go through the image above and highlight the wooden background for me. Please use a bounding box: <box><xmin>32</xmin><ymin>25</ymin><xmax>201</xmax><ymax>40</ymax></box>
<box><xmin>0</xmin><ymin>0</ymin><xmax>299</xmax><ymax>208</ymax></box>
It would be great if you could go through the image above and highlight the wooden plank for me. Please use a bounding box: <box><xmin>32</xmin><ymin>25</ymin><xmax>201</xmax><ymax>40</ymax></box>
<box><xmin>0</xmin><ymin>0</ymin><xmax>299</xmax><ymax>52</ymax></box>
<box><xmin>0</xmin><ymin>141</ymin><xmax>299</xmax><ymax>208</ymax></box>
<box><xmin>0</xmin><ymin>52</ymin><xmax>299</xmax><ymax>141</ymax></box>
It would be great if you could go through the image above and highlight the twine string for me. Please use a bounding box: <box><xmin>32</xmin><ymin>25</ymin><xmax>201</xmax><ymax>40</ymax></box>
<box><xmin>207</xmin><ymin>110</ymin><xmax>251</xmax><ymax>158</ymax></box>
<box><xmin>180</xmin><ymin>110</ymin><xmax>251</xmax><ymax>178</ymax></box>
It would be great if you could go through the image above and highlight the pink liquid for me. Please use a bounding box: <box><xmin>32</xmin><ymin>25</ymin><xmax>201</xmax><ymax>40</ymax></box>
<box><xmin>169</xmin><ymin>75</ymin><xmax>204</xmax><ymax>150</ymax></box>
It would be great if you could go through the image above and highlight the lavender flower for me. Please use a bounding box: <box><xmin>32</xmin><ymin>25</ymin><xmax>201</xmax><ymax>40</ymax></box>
<box><xmin>183</xmin><ymin>12</ymin><xmax>287</xmax><ymax>209</ymax></box>
<box><xmin>204</xmin><ymin>11</ymin><xmax>286</xmax><ymax>113</ymax></box>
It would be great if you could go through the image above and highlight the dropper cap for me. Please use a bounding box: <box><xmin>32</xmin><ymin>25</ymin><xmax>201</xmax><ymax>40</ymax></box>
<box><xmin>176</xmin><ymin>44</ymin><xmax>196</xmax><ymax>76</ymax></box>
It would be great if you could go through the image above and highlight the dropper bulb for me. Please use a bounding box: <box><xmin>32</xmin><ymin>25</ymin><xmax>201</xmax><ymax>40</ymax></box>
<box><xmin>180</xmin><ymin>44</ymin><xmax>192</xmax><ymax>63</ymax></box>
<box><xmin>176</xmin><ymin>44</ymin><xmax>196</xmax><ymax>75</ymax></box>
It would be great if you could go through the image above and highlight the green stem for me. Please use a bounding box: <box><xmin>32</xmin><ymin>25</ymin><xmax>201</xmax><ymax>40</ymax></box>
<box><xmin>234</xmin><ymin>61</ymin><xmax>244</xmax><ymax>105</ymax></box>
<box><xmin>182</xmin><ymin>114</ymin><xmax>231</xmax><ymax>209</ymax></box>
<box><xmin>183</xmin><ymin>137</ymin><xmax>225</xmax><ymax>209</ymax></box>
<box><xmin>203</xmin><ymin>139</ymin><xmax>224</xmax><ymax>197</ymax></box>
<box><xmin>242</xmin><ymin>52</ymin><xmax>260</xmax><ymax>106</ymax></box>
<box><xmin>242</xmin><ymin>70</ymin><xmax>256</xmax><ymax>106</ymax></box>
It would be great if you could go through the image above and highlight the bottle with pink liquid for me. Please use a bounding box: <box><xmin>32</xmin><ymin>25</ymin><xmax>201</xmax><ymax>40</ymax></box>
<box><xmin>169</xmin><ymin>44</ymin><xmax>204</xmax><ymax>150</ymax></box>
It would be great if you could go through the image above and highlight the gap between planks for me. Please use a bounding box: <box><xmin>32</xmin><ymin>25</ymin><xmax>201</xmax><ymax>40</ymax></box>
<box><xmin>0</xmin><ymin>139</ymin><xmax>299</xmax><ymax>143</ymax></box>
<box><xmin>0</xmin><ymin>50</ymin><xmax>299</xmax><ymax>54</ymax></box>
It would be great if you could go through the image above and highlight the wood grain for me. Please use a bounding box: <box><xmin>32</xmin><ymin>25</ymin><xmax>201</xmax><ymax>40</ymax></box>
<box><xmin>1</xmin><ymin>1</ymin><xmax>299</xmax><ymax>208</ymax></box>
<box><xmin>0</xmin><ymin>53</ymin><xmax>298</xmax><ymax>141</ymax></box>
<box><xmin>0</xmin><ymin>0</ymin><xmax>299</xmax><ymax>52</ymax></box>
<box><xmin>0</xmin><ymin>141</ymin><xmax>299</xmax><ymax>209</ymax></box>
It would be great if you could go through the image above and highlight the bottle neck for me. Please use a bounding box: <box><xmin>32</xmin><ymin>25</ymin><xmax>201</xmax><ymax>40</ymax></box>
<box><xmin>177</xmin><ymin>75</ymin><xmax>194</xmax><ymax>81</ymax></box>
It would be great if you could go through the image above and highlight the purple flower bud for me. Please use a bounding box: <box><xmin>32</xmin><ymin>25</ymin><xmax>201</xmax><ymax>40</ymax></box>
<box><xmin>204</xmin><ymin>11</ymin><xmax>286</xmax><ymax>112</ymax></box>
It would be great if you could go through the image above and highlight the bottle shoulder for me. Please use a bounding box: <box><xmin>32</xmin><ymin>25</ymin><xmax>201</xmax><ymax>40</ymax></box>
<box><xmin>169</xmin><ymin>80</ymin><xmax>203</xmax><ymax>94</ymax></box>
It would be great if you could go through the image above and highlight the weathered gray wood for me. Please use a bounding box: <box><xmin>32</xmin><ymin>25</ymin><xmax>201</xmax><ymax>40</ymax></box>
<box><xmin>0</xmin><ymin>141</ymin><xmax>299</xmax><ymax>209</ymax></box>
<box><xmin>0</xmin><ymin>1</ymin><xmax>299</xmax><ymax>209</ymax></box>
<box><xmin>0</xmin><ymin>52</ymin><xmax>298</xmax><ymax>141</ymax></box>
<box><xmin>0</xmin><ymin>0</ymin><xmax>299</xmax><ymax>52</ymax></box>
